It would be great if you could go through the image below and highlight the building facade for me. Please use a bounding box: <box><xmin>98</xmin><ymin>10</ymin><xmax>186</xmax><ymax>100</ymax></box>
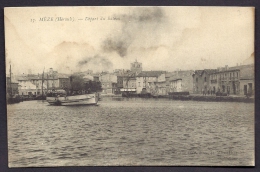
<box><xmin>6</xmin><ymin>76</ymin><xmax>19</xmax><ymax>96</ymax></box>
<box><xmin>169</xmin><ymin>70</ymin><xmax>193</xmax><ymax>93</ymax></box>
<box><xmin>209</xmin><ymin>69</ymin><xmax>240</xmax><ymax>95</ymax></box>
<box><xmin>192</xmin><ymin>69</ymin><xmax>217</xmax><ymax>94</ymax></box>
<box><xmin>239</xmin><ymin>64</ymin><xmax>254</xmax><ymax>96</ymax></box>
<box><xmin>208</xmin><ymin>64</ymin><xmax>254</xmax><ymax>96</ymax></box>
<box><xmin>136</xmin><ymin>71</ymin><xmax>166</xmax><ymax>95</ymax></box>
<box><xmin>99</xmin><ymin>73</ymin><xmax>117</xmax><ymax>94</ymax></box>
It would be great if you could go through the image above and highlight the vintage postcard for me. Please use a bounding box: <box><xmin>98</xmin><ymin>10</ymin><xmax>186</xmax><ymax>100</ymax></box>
<box><xmin>5</xmin><ymin>6</ymin><xmax>254</xmax><ymax>167</ymax></box>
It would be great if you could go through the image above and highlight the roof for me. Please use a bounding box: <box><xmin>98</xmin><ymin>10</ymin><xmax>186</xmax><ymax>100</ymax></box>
<box><xmin>121</xmin><ymin>71</ymin><xmax>137</xmax><ymax>77</ymax></box>
<box><xmin>58</xmin><ymin>73</ymin><xmax>69</xmax><ymax>78</ymax></box>
<box><xmin>169</xmin><ymin>70</ymin><xmax>193</xmax><ymax>81</ymax></box>
<box><xmin>213</xmin><ymin>69</ymin><xmax>240</xmax><ymax>74</ymax></box>
<box><xmin>201</xmin><ymin>69</ymin><xmax>218</xmax><ymax>75</ymax></box>
<box><xmin>136</xmin><ymin>71</ymin><xmax>165</xmax><ymax>77</ymax></box>
<box><xmin>27</xmin><ymin>74</ymin><xmax>41</xmax><ymax>80</ymax></box>
<box><xmin>17</xmin><ymin>76</ymin><xmax>29</xmax><ymax>81</ymax></box>
<box><xmin>193</xmin><ymin>70</ymin><xmax>204</xmax><ymax>76</ymax></box>
<box><xmin>192</xmin><ymin>69</ymin><xmax>217</xmax><ymax>76</ymax></box>
<box><xmin>165</xmin><ymin>72</ymin><xmax>176</xmax><ymax>78</ymax></box>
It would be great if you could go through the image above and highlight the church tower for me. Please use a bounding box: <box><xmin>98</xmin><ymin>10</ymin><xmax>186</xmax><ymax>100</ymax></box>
<box><xmin>130</xmin><ymin>60</ymin><xmax>142</xmax><ymax>74</ymax></box>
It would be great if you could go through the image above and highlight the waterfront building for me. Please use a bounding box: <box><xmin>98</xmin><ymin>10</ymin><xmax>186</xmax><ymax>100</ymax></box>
<box><xmin>192</xmin><ymin>69</ymin><xmax>217</xmax><ymax>94</ymax></box>
<box><xmin>15</xmin><ymin>68</ymin><xmax>70</xmax><ymax>97</ymax></box>
<box><xmin>208</xmin><ymin>64</ymin><xmax>254</xmax><ymax>96</ymax></box>
<box><xmin>46</xmin><ymin>68</ymin><xmax>59</xmax><ymax>90</ymax></box>
<box><xmin>6</xmin><ymin>76</ymin><xmax>19</xmax><ymax>96</ymax></box>
<box><xmin>121</xmin><ymin>71</ymin><xmax>137</xmax><ymax>93</ymax></box>
<box><xmin>100</xmin><ymin>81</ymin><xmax>117</xmax><ymax>94</ymax></box>
<box><xmin>239</xmin><ymin>64</ymin><xmax>254</xmax><ymax>96</ymax></box>
<box><xmin>120</xmin><ymin>60</ymin><xmax>143</xmax><ymax>94</ymax></box>
<box><xmin>165</xmin><ymin>72</ymin><xmax>176</xmax><ymax>94</ymax></box>
<box><xmin>209</xmin><ymin>66</ymin><xmax>240</xmax><ymax>95</ymax></box>
<box><xmin>136</xmin><ymin>71</ymin><xmax>166</xmax><ymax>95</ymax></box>
<box><xmin>99</xmin><ymin>73</ymin><xmax>117</xmax><ymax>94</ymax></box>
<box><xmin>17</xmin><ymin>75</ymin><xmax>47</xmax><ymax>97</ymax></box>
<box><xmin>116</xmin><ymin>75</ymin><xmax>124</xmax><ymax>91</ymax></box>
<box><xmin>169</xmin><ymin>70</ymin><xmax>193</xmax><ymax>93</ymax></box>
<box><xmin>113</xmin><ymin>69</ymin><xmax>129</xmax><ymax>94</ymax></box>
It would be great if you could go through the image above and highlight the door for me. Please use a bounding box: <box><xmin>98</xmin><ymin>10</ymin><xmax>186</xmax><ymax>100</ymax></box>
<box><xmin>244</xmin><ymin>85</ymin><xmax>247</xmax><ymax>95</ymax></box>
<box><xmin>222</xmin><ymin>85</ymin><xmax>225</xmax><ymax>92</ymax></box>
<box><xmin>248</xmin><ymin>83</ymin><xmax>252</xmax><ymax>95</ymax></box>
<box><xmin>232</xmin><ymin>82</ymin><xmax>236</xmax><ymax>94</ymax></box>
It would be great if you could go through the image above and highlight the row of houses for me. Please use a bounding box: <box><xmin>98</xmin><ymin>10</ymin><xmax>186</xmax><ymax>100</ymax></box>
<box><xmin>100</xmin><ymin>61</ymin><xmax>254</xmax><ymax>97</ymax></box>
<box><xmin>7</xmin><ymin>68</ymin><xmax>71</xmax><ymax>97</ymax></box>
<box><xmin>193</xmin><ymin>64</ymin><xmax>254</xmax><ymax>96</ymax></box>
<box><xmin>7</xmin><ymin>61</ymin><xmax>254</xmax><ymax>97</ymax></box>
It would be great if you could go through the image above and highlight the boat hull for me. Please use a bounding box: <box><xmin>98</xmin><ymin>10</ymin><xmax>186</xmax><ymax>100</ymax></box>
<box><xmin>46</xmin><ymin>93</ymin><xmax>98</xmax><ymax>106</ymax></box>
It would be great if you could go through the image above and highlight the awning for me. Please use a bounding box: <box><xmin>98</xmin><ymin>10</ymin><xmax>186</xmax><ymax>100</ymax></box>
<box><xmin>120</xmin><ymin>88</ymin><xmax>136</xmax><ymax>91</ymax></box>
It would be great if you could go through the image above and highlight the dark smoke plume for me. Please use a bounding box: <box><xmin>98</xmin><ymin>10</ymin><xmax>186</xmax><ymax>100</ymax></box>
<box><xmin>77</xmin><ymin>54</ymin><xmax>113</xmax><ymax>70</ymax></box>
<box><xmin>101</xmin><ymin>7</ymin><xmax>165</xmax><ymax>57</ymax></box>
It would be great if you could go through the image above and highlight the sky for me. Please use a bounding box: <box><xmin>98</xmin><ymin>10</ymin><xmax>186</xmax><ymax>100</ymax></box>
<box><xmin>5</xmin><ymin>6</ymin><xmax>254</xmax><ymax>75</ymax></box>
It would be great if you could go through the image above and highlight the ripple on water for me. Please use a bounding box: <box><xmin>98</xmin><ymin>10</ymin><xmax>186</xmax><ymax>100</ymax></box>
<box><xmin>7</xmin><ymin>98</ymin><xmax>254</xmax><ymax>166</ymax></box>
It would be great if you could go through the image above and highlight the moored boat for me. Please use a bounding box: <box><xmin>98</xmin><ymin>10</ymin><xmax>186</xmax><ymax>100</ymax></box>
<box><xmin>46</xmin><ymin>90</ymin><xmax>99</xmax><ymax>106</ymax></box>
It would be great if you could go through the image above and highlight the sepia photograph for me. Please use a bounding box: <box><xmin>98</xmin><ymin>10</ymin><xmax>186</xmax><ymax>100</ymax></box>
<box><xmin>5</xmin><ymin>6</ymin><xmax>255</xmax><ymax>167</ymax></box>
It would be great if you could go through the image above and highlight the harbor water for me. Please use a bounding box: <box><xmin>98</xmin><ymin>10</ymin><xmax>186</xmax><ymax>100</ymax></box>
<box><xmin>7</xmin><ymin>97</ymin><xmax>254</xmax><ymax>166</ymax></box>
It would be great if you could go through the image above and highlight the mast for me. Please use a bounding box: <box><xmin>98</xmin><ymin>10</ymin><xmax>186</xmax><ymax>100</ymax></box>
<box><xmin>47</xmin><ymin>74</ymin><xmax>49</xmax><ymax>91</ymax></box>
<box><xmin>42</xmin><ymin>68</ymin><xmax>44</xmax><ymax>97</ymax></box>
<box><xmin>10</xmin><ymin>65</ymin><xmax>12</xmax><ymax>96</ymax></box>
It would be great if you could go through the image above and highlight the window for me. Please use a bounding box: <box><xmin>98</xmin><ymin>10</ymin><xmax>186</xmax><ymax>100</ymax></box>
<box><xmin>204</xmin><ymin>77</ymin><xmax>206</xmax><ymax>82</ymax></box>
<box><xmin>138</xmin><ymin>82</ymin><xmax>140</xmax><ymax>87</ymax></box>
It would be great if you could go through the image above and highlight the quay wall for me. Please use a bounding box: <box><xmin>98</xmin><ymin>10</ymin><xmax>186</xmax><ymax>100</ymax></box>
<box><xmin>168</xmin><ymin>95</ymin><xmax>254</xmax><ymax>103</ymax></box>
<box><xmin>121</xmin><ymin>92</ymin><xmax>254</xmax><ymax>103</ymax></box>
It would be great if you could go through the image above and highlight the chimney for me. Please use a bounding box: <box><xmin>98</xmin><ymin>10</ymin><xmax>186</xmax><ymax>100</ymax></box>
<box><xmin>225</xmin><ymin>65</ymin><xmax>228</xmax><ymax>71</ymax></box>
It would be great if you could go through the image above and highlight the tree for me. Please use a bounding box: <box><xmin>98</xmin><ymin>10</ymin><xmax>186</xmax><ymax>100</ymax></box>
<box><xmin>69</xmin><ymin>74</ymin><xmax>85</xmax><ymax>91</ymax></box>
<box><xmin>85</xmin><ymin>80</ymin><xmax>102</xmax><ymax>93</ymax></box>
<box><xmin>69</xmin><ymin>74</ymin><xmax>102</xmax><ymax>93</ymax></box>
